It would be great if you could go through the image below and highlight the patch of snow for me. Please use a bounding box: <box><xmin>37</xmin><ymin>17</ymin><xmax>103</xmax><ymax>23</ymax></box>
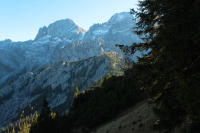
<box><xmin>38</xmin><ymin>41</ymin><xmax>48</xmax><ymax>44</ymax></box>
<box><xmin>64</xmin><ymin>38</ymin><xmax>73</xmax><ymax>43</ymax></box>
<box><xmin>39</xmin><ymin>35</ymin><xmax>52</xmax><ymax>41</ymax></box>
<box><xmin>93</xmin><ymin>30</ymin><xmax>108</xmax><ymax>35</ymax></box>
<box><xmin>53</xmin><ymin>37</ymin><xmax>62</xmax><ymax>42</ymax></box>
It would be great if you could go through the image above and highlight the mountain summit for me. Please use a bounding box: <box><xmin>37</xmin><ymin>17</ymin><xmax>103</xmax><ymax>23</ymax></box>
<box><xmin>0</xmin><ymin>12</ymin><xmax>144</xmax><ymax>90</ymax></box>
<box><xmin>108</xmin><ymin>12</ymin><xmax>134</xmax><ymax>23</ymax></box>
<box><xmin>35</xmin><ymin>18</ymin><xmax>86</xmax><ymax>41</ymax></box>
<box><xmin>82</xmin><ymin>12</ymin><xmax>140</xmax><ymax>45</ymax></box>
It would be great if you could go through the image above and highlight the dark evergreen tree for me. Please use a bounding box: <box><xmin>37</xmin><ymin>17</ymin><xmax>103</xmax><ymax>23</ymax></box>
<box><xmin>38</xmin><ymin>95</ymin><xmax>52</xmax><ymax>122</ymax></box>
<box><xmin>30</xmin><ymin>95</ymin><xmax>55</xmax><ymax>133</ymax></box>
<box><xmin>117</xmin><ymin>0</ymin><xmax>200</xmax><ymax>132</ymax></box>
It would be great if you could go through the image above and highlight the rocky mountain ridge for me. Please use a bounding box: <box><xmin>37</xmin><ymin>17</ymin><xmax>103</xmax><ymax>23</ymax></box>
<box><xmin>0</xmin><ymin>12</ymin><xmax>144</xmax><ymax>128</ymax></box>
<box><xmin>0</xmin><ymin>52</ymin><xmax>123</xmax><ymax>127</ymax></box>
<box><xmin>0</xmin><ymin>12</ymin><xmax>143</xmax><ymax>88</ymax></box>
<box><xmin>35</xmin><ymin>18</ymin><xmax>86</xmax><ymax>41</ymax></box>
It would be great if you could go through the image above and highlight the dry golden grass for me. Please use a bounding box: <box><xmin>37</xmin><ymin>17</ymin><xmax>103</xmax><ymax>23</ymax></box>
<box><xmin>73</xmin><ymin>100</ymin><xmax>190</xmax><ymax>133</ymax></box>
<box><xmin>92</xmin><ymin>100</ymin><xmax>158</xmax><ymax>133</ymax></box>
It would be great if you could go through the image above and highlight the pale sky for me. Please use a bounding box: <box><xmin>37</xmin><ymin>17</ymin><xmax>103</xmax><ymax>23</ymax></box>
<box><xmin>0</xmin><ymin>0</ymin><xmax>139</xmax><ymax>42</ymax></box>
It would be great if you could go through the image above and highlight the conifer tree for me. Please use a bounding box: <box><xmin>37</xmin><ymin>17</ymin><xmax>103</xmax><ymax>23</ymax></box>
<box><xmin>30</xmin><ymin>95</ymin><xmax>55</xmax><ymax>133</ymax></box>
<box><xmin>117</xmin><ymin>0</ymin><xmax>200</xmax><ymax>132</ymax></box>
<box><xmin>37</xmin><ymin>95</ymin><xmax>52</xmax><ymax>123</ymax></box>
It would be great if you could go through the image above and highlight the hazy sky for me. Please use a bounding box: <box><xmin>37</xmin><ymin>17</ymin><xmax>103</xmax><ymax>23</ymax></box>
<box><xmin>0</xmin><ymin>0</ymin><xmax>139</xmax><ymax>42</ymax></box>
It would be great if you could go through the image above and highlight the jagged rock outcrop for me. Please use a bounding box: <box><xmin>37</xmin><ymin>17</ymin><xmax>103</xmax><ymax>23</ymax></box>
<box><xmin>0</xmin><ymin>12</ymin><xmax>148</xmax><ymax>128</ymax></box>
<box><xmin>0</xmin><ymin>53</ymin><xmax>123</xmax><ymax>127</ymax></box>
<box><xmin>35</xmin><ymin>19</ymin><xmax>86</xmax><ymax>41</ymax></box>
<box><xmin>83</xmin><ymin>12</ymin><xmax>142</xmax><ymax>45</ymax></box>
<box><xmin>34</xmin><ymin>26</ymin><xmax>48</xmax><ymax>40</ymax></box>
<box><xmin>0</xmin><ymin>12</ymin><xmax>145</xmax><ymax>88</ymax></box>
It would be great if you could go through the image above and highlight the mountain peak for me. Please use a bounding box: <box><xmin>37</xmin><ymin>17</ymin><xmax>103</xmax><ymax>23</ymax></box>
<box><xmin>34</xmin><ymin>18</ymin><xmax>86</xmax><ymax>40</ymax></box>
<box><xmin>108</xmin><ymin>12</ymin><xmax>133</xmax><ymax>23</ymax></box>
<box><xmin>34</xmin><ymin>26</ymin><xmax>48</xmax><ymax>40</ymax></box>
<box><xmin>4</xmin><ymin>39</ymin><xmax>12</xmax><ymax>43</ymax></box>
<box><xmin>50</xmin><ymin>18</ymin><xmax>76</xmax><ymax>26</ymax></box>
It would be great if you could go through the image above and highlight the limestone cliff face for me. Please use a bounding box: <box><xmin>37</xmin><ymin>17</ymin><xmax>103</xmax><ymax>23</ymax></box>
<box><xmin>35</xmin><ymin>19</ymin><xmax>86</xmax><ymax>41</ymax></box>
<box><xmin>34</xmin><ymin>26</ymin><xmax>48</xmax><ymax>40</ymax></box>
<box><xmin>0</xmin><ymin>53</ymin><xmax>123</xmax><ymax>128</ymax></box>
<box><xmin>0</xmin><ymin>12</ymin><xmax>145</xmax><ymax>88</ymax></box>
<box><xmin>83</xmin><ymin>12</ymin><xmax>142</xmax><ymax>45</ymax></box>
<box><xmin>47</xmin><ymin>19</ymin><xmax>86</xmax><ymax>40</ymax></box>
<box><xmin>0</xmin><ymin>12</ymin><xmax>148</xmax><ymax>128</ymax></box>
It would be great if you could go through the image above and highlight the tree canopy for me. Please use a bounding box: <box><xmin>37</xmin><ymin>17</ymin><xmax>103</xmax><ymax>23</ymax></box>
<box><xmin>117</xmin><ymin>0</ymin><xmax>200</xmax><ymax>132</ymax></box>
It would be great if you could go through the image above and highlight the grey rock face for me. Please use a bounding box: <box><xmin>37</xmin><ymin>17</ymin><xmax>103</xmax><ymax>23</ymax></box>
<box><xmin>0</xmin><ymin>12</ymin><xmax>147</xmax><ymax>128</ymax></box>
<box><xmin>34</xmin><ymin>26</ymin><xmax>48</xmax><ymax>40</ymax></box>
<box><xmin>0</xmin><ymin>11</ymin><xmax>145</xmax><ymax>89</ymax></box>
<box><xmin>35</xmin><ymin>19</ymin><xmax>86</xmax><ymax>41</ymax></box>
<box><xmin>0</xmin><ymin>53</ymin><xmax>123</xmax><ymax>128</ymax></box>
<box><xmin>0</xmin><ymin>40</ymin><xmax>35</xmax><ymax>87</ymax></box>
<box><xmin>83</xmin><ymin>12</ymin><xmax>142</xmax><ymax>45</ymax></box>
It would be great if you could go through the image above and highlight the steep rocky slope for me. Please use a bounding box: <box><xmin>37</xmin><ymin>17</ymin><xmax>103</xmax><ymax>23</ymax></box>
<box><xmin>35</xmin><ymin>18</ymin><xmax>86</xmax><ymax>41</ymax></box>
<box><xmin>0</xmin><ymin>12</ymin><xmax>146</xmax><ymax>128</ymax></box>
<box><xmin>83</xmin><ymin>12</ymin><xmax>142</xmax><ymax>45</ymax></box>
<box><xmin>0</xmin><ymin>12</ymin><xmax>145</xmax><ymax>87</ymax></box>
<box><xmin>0</xmin><ymin>52</ymin><xmax>123</xmax><ymax>127</ymax></box>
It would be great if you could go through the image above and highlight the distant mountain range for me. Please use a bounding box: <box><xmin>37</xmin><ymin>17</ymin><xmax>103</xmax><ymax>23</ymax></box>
<box><xmin>0</xmin><ymin>12</ymin><xmax>144</xmax><ymax>128</ymax></box>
